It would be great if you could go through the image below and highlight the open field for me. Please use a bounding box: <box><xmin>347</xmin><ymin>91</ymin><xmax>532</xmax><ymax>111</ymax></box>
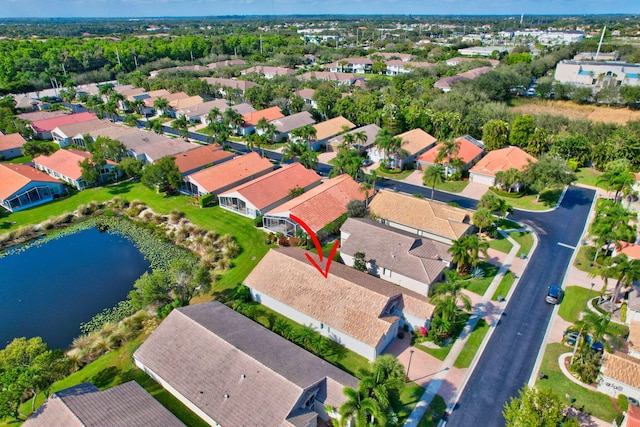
<box><xmin>511</xmin><ymin>99</ymin><xmax>640</xmax><ymax>125</ymax></box>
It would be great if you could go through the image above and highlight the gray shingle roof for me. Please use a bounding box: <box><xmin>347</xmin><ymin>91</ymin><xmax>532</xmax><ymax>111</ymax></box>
<box><xmin>23</xmin><ymin>381</ymin><xmax>184</xmax><ymax>427</ymax></box>
<box><xmin>133</xmin><ymin>301</ymin><xmax>356</xmax><ymax>427</ymax></box>
<box><xmin>271</xmin><ymin>111</ymin><xmax>316</xmax><ymax>134</ymax></box>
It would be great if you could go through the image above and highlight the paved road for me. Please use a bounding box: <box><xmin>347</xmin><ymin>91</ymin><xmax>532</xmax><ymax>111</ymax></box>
<box><xmin>445</xmin><ymin>186</ymin><xmax>596</xmax><ymax>427</ymax></box>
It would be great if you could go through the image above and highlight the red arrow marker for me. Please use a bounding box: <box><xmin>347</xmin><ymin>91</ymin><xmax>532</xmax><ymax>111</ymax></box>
<box><xmin>289</xmin><ymin>214</ymin><xmax>339</xmax><ymax>278</ymax></box>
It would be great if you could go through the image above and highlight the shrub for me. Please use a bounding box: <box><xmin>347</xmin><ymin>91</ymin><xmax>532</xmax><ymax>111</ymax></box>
<box><xmin>254</xmin><ymin>215</ymin><xmax>264</xmax><ymax>227</ymax></box>
<box><xmin>199</xmin><ymin>193</ymin><xmax>216</xmax><ymax>207</ymax></box>
<box><xmin>621</xmin><ymin>302</ymin><xmax>628</xmax><ymax>323</ymax></box>
<box><xmin>618</xmin><ymin>394</ymin><xmax>629</xmax><ymax>412</ymax></box>
<box><xmin>346</xmin><ymin>199</ymin><xmax>367</xmax><ymax>218</ymax></box>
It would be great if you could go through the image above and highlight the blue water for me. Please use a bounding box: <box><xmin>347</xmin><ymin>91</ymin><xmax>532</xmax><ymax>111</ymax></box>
<box><xmin>0</xmin><ymin>227</ymin><xmax>150</xmax><ymax>349</ymax></box>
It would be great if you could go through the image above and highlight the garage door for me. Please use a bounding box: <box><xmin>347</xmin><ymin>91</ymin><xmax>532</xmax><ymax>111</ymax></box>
<box><xmin>470</xmin><ymin>172</ymin><xmax>495</xmax><ymax>186</ymax></box>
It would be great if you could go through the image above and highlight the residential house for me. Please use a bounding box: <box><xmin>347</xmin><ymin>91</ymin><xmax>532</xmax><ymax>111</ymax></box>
<box><xmin>12</xmin><ymin>94</ymin><xmax>40</xmax><ymax>112</ymax></box>
<box><xmin>310</xmin><ymin>116</ymin><xmax>356</xmax><ymax>150</ymax></box>
<box><xmin>84</xmin><ymin>123</ymin><xmax>141</xmax><ymax>145</ymax></box>
<box><xmin>241</xmin><ymin>66</ymin><xmax>296</xmax><ymax>78</ymax></box>
<box><xmin>218</xmin><ymin>162</ymin><xmax>321</xmax><ymax>219</ymax></box>
<box><xmin>373</xmin><ymin>52</ymin><xmax>416</xmax><ymax>62</ymax></box>
<box><xmin>50</xmin><ymin>119</ymin><xmax>114</xmax><ymax>148</ymax></box>
<box><xmin>184</xmin><ymin>152</ymin><xmax>273</xmax><ymax>196</ymax></box>
<box><xmin>173</xmin><ymin>144</ymin><xmax>234</xmax><ymax>177</ymax></box>
<box><xmin>458</xmin><ymin>46</ymin><xmax>511</xmax><ymax>57</ymax></box>
<box><xmin>268</xmin><ymin>111</ymin><xmax>316</xmax><ymax>142</ymax></box>
<box><xmin>206</xmin><ymin>59</ymin><xmax>246</xmax><ymax>69</ymax></box>
<box><xmin>434</xmin><ymin>66</ymin><xmax>493</xmax><ymax>92</ymax></box>
<box><xmin>417</xmin><ymin>135</ymin><xmax>485</xmax><ymax>175</ymax></box>
<box><xmin>368</xmin><ymin>190</ymin><xmax>473</xmax><ymax>244</ymax></box>
<box><xmin>294</xmin><ymin>88</ymin><xmax>317</xmax><ymax>109</ymax></box>
<box><xmin>445</xmin><ymin>57</ymin><xmax>500</xmax><ymax>67</ymax></box>
<box><xmin>616</xmin><ymin>242</ymin><xmax>640</xmax><ymax>261</ymax></box>
<box><xmin>240</xmin><ymin>106</ymin><xmax>284</xmax><ymax>136</ymax></box>
<box><xmin>369</xmin><ymin>128</ymin><xmax>437</xmax><ymax>169</ymax></box>
<box><xmin>0</xmin><ymin>133</ymin><xmax>27</xmax><ymax>160</ymax></box>
<box><xmin>225</xmin><ymin>102</ymin><xmax>256</xmax><ymax>117</ymax></box>
<box><xmin>555</xmin><ymin>61</ymin><xmax>640</xmax><ymax>88</ymax></box>
<box><xmin>148</xmin><ymin>65</ymin><xmax>209</xmax><ymax>78</ymax></box>
<box><xmin>326</xmin><ymin>57</ymin><xmax>373</xmax><ymax>74</ymax></box>
<box><xmin>133</xmin><ymin>301</ymin><xmax>357</xmax><ymax>427</ymax></box>
<box><xmin>622</xmin><ymin>404</ymin><xmax>640</xmax><ymax>427</ymax></box>
<box><xmin>0</xmin><ymin>164</ymin><xmax>65</xmax><ymax>212</ymax></box>
<box><xmin>30</xmin><ymin>112</ymin><xmax>98</xmax><ymax>140</ymax></box>
<box><xmin>176</xmin><ymin>99</ymin><xmax>230</xmax><ymax>124</ymax></box>
<box><xmin>262</xmin><ymin>174</ymin><xmax>365</xmax><ymax>236</ymax></box>
<box><xmin>327</xmin><ymin>124</ymin><xmax>381</xmax><ymax>154</ymax></box>
<box><xmin>598</xmin><ymin>351</ymin><xmax>640</xmax><ymax>403</ymax></box>
<box><xmin>17</xmin><ymin>110</ymin><xmax>68</xmax><ymax>123</ymax></box>
<box><xmin>245</xmin><ymin>247</ymin><xmax>435</xmax><ymax>361</ymax></box>
<box><xmin>628</xmin><ymin>320</ymin><xmax>640</xmax><ymax>360</ymax></box>
<box><xmin>33</xmin><ymin>149</ymin><xmax>119</xmax><ymax>190</ymax></box>
<box><xmin>201</xmin><ymin>77</ymin><xmax>259</xmax><ymax>96</ymax></box>
<box><xmin>169</xmin><ymin>95</ymin><xmax>205</xmax><ymax>113</ymax></box>
<box><xmin>22</xmin><ymin>382</ymin><xmax>184</xmax><ymax>427</ymax></box>
<box><xmin>340</xmin><ymin>218</ymin><xmax>452</xmax><ymax>295</ymax></box>
<box><xmin>298</xmin><ymin>71</ymin><xmax>364</xmax><ymax>86</ymax></box>
<box><xmin>114</xmin><ymin>131</ymin><xmax>198</xmax><ymax>163</ymax></box>
<box><xmin>469</xmin><ymin>146</ymin><xmax>536</xmax><ymax>188</ymax></box>
<box><xmin>385</xmin><ymin>60</ymin><xmax>434</xmax><ymax>76</ymax></box>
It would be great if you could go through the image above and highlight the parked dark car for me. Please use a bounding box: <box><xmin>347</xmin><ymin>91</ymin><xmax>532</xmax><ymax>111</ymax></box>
<box><xmin>546</xmin><ymin>284</ymin><xmax>564</xmax><ymax>304</ymax></box>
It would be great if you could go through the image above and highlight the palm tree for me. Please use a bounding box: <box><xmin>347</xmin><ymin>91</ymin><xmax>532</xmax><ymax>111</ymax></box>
<box><xmin>123</xmin><ymin>113</ymin><xmax>139</xmax><ymax>127</ymax></box>
<box><xmin>598</xmin><ymin>255</ymin><xmax>640</xmax><ymax>313</ymax></box>
<box><xmin>341</xmin><ymin>132</ymin><xmax>356</xmax><ymax>151</ymax></box>
<box><xmin>145</xmin><ymin>118</ymin><xmax>164</xmax><ymax>134</ymax></box>
<box><xmin>256</xmin><ymin>118</ymin><xmax>277</xmax><ymax>144</ymax></box>
<box><xmin>435</xmin><ymin>139</ymin><xmax>460</xmax><ymax>176</ymax></box>
<box><xmin>298</xmin><ymin>146</ymin><xmax>319</xmax><ymax>170</ymax></box>
<box><xmin>282</xmin><ymin>140</ymin><xmax>304</xmax><ymax>162</ymax></box>
<box><xmin>129</xmin><ymin>99</ymin><xmax>146</xmax><ymax>115</ymax></box>
<box><xmin>172</xmin><ymin>115</ymin><xmax>190</xmax><ymax>140</ymax></box>
<box><xmin>360</xmin><ymin>170</ymin><xmax>378</xmax><ymax>207</ymax></box>
<box><xmin>473</xmin><ymin>207</ymin><xmax>495</xmax><ymax>234</ymax></box>
<box><xmin>153</xmin><ymin>97</ymin><xmax>171</xmax><ymax>117</ymax></box>
<box><xmin>223</xmin><ymin>108</ymin><xmax>244</xmax><ymax>135</ymax></box>
<box><xmin>423</xmin><ymin>164</ymin><xmax>445</xmax><ymax>200</ymax></box>
<box><xmin>438</xmin><ymin>270</ymin><xmax>472</xmax><ymax>311</ymax></box>
<box><xmin>206</xmin><ymin>107</ymin><xmax>221</xmax><ymax>126</ymax></box>
<box><xmin>374</xmin><ymin>128</ymin><xmax>403</xmax><ymax>169</ymax></box>
<box><xmin>448</xmin><ymin>235</ymin><xmax>489</xmax><ymax>274</ymax></box>
<box><xmin>338</xmin><ymin>385</ymin><xmax>387</xmax><ymax>427</ymax></box>
<box><xmin>352</xmin><ymin>130</ymin><xmax>368</xmax><ymax>152</ymax></box>
<box><xmin>574</xmin><ymin>311</ymin><xmax>624</xmax><ymax>353</ymax></box>
<box><xmin>207</xmin><ymin>121</ymin><xmax>231</xmax><ymax>149</ymax></box>
<box><xmin>291</xmin><ymin>125</ymin><xmax>317</xmax><ymax>148</ymax></box>
<box><xmin>331</xmin><ymin>149</ymin><xmax>364</xmax><ymax>180</ymax></box>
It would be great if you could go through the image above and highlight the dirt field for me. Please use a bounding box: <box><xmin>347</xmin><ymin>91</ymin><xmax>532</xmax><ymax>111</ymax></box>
<box><xmin>511</xmin><ymin>100</ymin><xmax>640</xmax><ymax>125</ymax></box>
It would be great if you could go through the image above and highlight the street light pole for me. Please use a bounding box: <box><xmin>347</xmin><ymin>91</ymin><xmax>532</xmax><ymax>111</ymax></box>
<box><xmin>406</xmin><ymin>349</ymin><xmax>415</xmax><ymax>383</ymax></box>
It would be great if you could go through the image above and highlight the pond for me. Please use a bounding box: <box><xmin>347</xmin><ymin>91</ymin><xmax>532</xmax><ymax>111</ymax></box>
<box><xmin>0</xmin><ymin>227</ymin><xmax>150</xmax><ymax>349</ymax></box>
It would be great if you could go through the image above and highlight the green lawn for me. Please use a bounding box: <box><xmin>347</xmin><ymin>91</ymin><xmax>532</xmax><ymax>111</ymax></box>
<box><xmin>454</xmin><ymin>319</ymin><xmax>489</xmax><ymax>368</ymax></box>
<box><xmin>487</xmin><ymin>233</ymin><xmax>513</xmax><ymax>254</ymax></box>
<box><xmin>536</xmin><ymin>343</ymin><xmax>620</xmax><ymax>423</ymax></box>
<box><xmin>2</xmin><ymin>155</ymin><xmax>32</xmax><ymax>164</ymax></box>
<box><xmin>575</xmin><ymin>167</ymin><xmax>604</xmax><ymax>189</ymax></box>
<box><xmin>417</xmin><ymin>394</ymin><xmax>447</xmax><ymax>427</ymax></box>
<box><xmin>573</xmin><ymin>245</ymin><xmax>606</xmax><ymax>275</ymax></box>
<box><xmin>464</xmin><ymin>262</ymin><xmax>500</xmax><ymax>296</ymax></box>
<box><xmin>397</xmin><ymin>383</ymin><xmax>427</xmax><ymax>425</ymax></box>
<box><xmin>558</xmin><ymin>286</ymin><xmax>597</xmax><ymax>324</ymax></box>
<box><xmin>433</xmin><ymin>179</ymin><xmax>470</xmax><ymax>193</ymax></box>
<box><xmin>375</xmin><ymin>167</ymin><xmax>415</xmax><ymax>180</ymax></box>
<box><xmin>492</xmin><ymin>270</ymin><xmax>515</xmax><ymax>301</ymax></box>
<box><xmin>510</xmin><ymin>231</ymin><xmax>534</xmax><ymax>257</ymax></box>
<box><xmin>490</xmin><ymin>188</ymin><xmax>563</xmax><ymax>211</ymax></box>
<box><xmin>497</xmin><ymin>218</ymin><xmax>522</xmax><ymax>230</ymax></box>
<box><xmin>415</xmin><ymin>341</ymin><xmax>452</xmax><ymax>361</ymax></box>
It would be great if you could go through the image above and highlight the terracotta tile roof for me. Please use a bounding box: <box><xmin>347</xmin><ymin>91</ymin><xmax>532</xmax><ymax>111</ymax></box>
<box><xmin>294</xmin><ymin>88</ymin><xmax>315</xmax><ymax>99</ymax></box>
<box><xmin>629</xmin><ymin>320</ymin><xmax>640</xmax><ymax>354</ymax></box>
<box><xmin>396</xmin><ymin>128</ymin><xmax>437</xmax><ymax>156</ymax></box>
<box><xmin>618</xmin><ymin>241</ymin><xmax>640</xmax><ymax>260</ymax></box>
<box><xmin>242</xmin><ymin>66</ymin><xmax>296</xmax><ymax>76</ymax></box>
<box><xmin>435</xmin><ymin>66</ymin><xmax>493</xmax><ymax>90</ymax></box>
<box><xmin>220</xmin><ymin>163</ymin><xmax>321</xmax><ymax>210</ymax></box>
<box><xmin>602</xmin><ymin>351</ymin><xmax>640</xmax><ymax>388</ymax></box>
<box><xmin>626</xmin><ymin>404</ymin><xmax>640</xmax><ymax>427</ymax></box>
<box><xmin>172</xmin><ymin>144</ymin><xmax>233</xmax><ymax>174</ymax></box>
<box><xmin>329</xmin><ymin>124</ymin><xmax>381</xmax><ymax>149</ymax></box>
<box><xmin>187</xmin><ymin>152</ymin><xmax>273</xmax><ymax>194</ymax></box>
<box><xmin>31</xmin><ymin>112</ymin><xmax>98</xmax><ymax>133</ymax></box>
<box><xmin>0</xmin><ymin>133</ymin><xmax>27</xmax><ymax>151</ymax></box>
<box><xmin>206</xmin><ymin>59</ymin><xmax>246</xmax><ymax>69</ymax></box>
<box><xmin>23</xmin><ymin>381</ymin><xmax>184</xmax><ymax>427</ymax></box>
<box><xmin>340</xmin><ymin>218</ymin><xmax>451</xmax><ymax>288</ymax></box>
<box><xmin>17</xmin><ymin>110</ymin><xmax>68</xmax><ymax>122</ymax></box>
<box><xmin>53</xmin><ymin>119</ymin><xmax>113</xmax><ymax>138</ymax></box>
<box><xmin>169</xmin><ymin>95</ymin><xmax>204</xmax><ymax>109</ymax></box>
<box><xmin>298</xmin><ymin>72</ymin><xmax>361</xmax><ymax>83</ymax></box>
<box><xmin>265</xmin><ymin>174</ymin><xmax>365</xmax><ymax>233</ymax></box>
<box><xmin>120</xmin><ymin>87</ymin><xmax>146</xmax><ymax>97</ymax></box>
<box><xmin>313</xmin><ymin>116</ymin><xmax>356</xmax><ymax>141</ymax></box>
<box><xmin>418</xmin><ymin>136</ymin><xmax>485</xmax><ymax>166</ymax></box>
<box><xmin>33</xmin><ymin>149</ymin><xmax>115</xmax><ymax>181</ymax></box>
<box><xmin>133</xmin><ymin>301</ymin><xmax>356</xmax><ymax>427</ymax></box>
<box><xmin>0</xmin><ymin>164</ymin><xmax>60</xmax><ymax>199</ymax></box>
<box><xmin>245</xmin><ymin>248</ymin><xmax>434</xmax><ymax>348</ymax></box>
<box><xmin>270</xmin><ymin>111</ymin><xmax>316</xmax><ymax>134</ymax></box>
<box><xmin>242</xmin><ymin>106</ymin><xmax>284</xmax><ymax>128</ymax></box>
<box><xmin>470</xmin><ymin>146</ymin><xmax>536</xmax><ymax>177</ymax></box>
<box><xmin>201</xmin><ymin>77</ymin><xmax>259</xmax><ymax>92</ymax></box>
<box><xmin>369</xmin><ymin>190</ymin><xmax>473</xmax><ymax>241</ymax></box>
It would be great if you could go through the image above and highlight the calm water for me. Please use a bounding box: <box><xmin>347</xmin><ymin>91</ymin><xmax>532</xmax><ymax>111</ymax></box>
<box><xmin>0</xmin><ymin>227</ymin><xmax>150</xmax><ymax>349</ymax></box>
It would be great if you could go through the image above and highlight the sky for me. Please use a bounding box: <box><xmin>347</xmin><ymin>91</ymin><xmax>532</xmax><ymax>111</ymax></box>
<box><xmin>1</xmin><ymin>0</ymin><xmax>638</xmax><ymax>19</ymax></box>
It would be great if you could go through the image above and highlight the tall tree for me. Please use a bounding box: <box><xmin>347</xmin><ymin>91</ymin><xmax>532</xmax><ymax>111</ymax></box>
<box><xmin>596</xmin><ymin>159</ymin><xmax>636</xmax><ymax>204</ymax></box>
<box><xmin>374</xmin><ymin>128</ymin><xmax>404</xmax><ymax>169</ymax></box>
<box><xmin>290</xmin><ymin>125</ymin><xmax>317</xmax><ymax>148</ymax></box>
<box><xmin>436</xmin><ymin>139</ymin><xmax>460</xmax><ymax>175</ymax></box>
<box><xmin>473</xmin><ymin>207</ymin><xmax>495</xmax><ymax>234</ymax></box>
<box><xmin>172</xmin><ymin>115</ymin><xmax>190</xmax><ymax>140</ymax></box>
<box><xmin>153</xmin><ymin>97</ymin><xmax>171</xmax><ymax>117</ymax></box>
<box><xmin>509</xmin><ymin>115</ymin><xmax>535</xmax><ymax>148</ymax></box>
<box><xmin>141</xmin><ymin>156</ymin><xmax>182</xmax><ymax>193</ymax></box>
<box><xmin>423</xmin><ymin>164</ymin><xmax>445</xmax><ymax>200</ymax></box>
<box><xmin>448</xmin><ymin>235</ymin><xmax>490</xmax><ymax>274</ymax></box>
<box><xmin>521</xmin><ymin>155</ymin><xmax>576</xmax><ymax>202</ymax></box>
<box><xmin>503</xmin><ymin>386</ymin><xmax>566</xmax><ymax>427</ymax></box>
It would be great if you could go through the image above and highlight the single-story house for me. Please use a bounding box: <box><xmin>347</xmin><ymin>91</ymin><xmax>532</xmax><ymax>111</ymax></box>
<box><xmin>297</xmin><ymin>71</ymin><xmax>364</xmax><ymax>86</ymax></box>
<box><xmin>241</xmin><ymin>66</ymin><xmax>296</xmax><ymax>78</ymax></box>
<box><xmin>615</xmin><ymin>242</ymin><xmax>640</xmax><ymax>261</ymax></box>
<box><xmin>268</xmin><ymin>111</ymin><xmax>316</xmax><ymax>142</ymax></box>
<box><xmin>201</xmin><ymin>77</ymin><xmax>259</xmax><ymax>96</ymax></box>
<box><xmin>628</xmin><ymin>320</ymin><xmax>640</xmax><ymax>359</ymax></box>
<box><xmin>417</xmin><ymin>135</ymin><xmax>485</xmax><ymax>175</ymax></box>
<box><xmin>0</xmin><ymin>133</ymin><xmax>27</xmax><ymax>160</ymax></box>
<box><xmin>245</xmin><ymin>247</ymin><xmax>435</xmax><ymax>361</ymax></box>
<box><xmin>340</xmin><ymin>218</ymin><xmax>452</xmax><ymax>295</ymax></box>
<box><xmin>622</xmin><ymin>404</ymin><xmax>640</xmax><ymax>427</ymax></box>
<box><xmin>184</xmin><ymin>152</ymin><xmax>273</xmax><ymax>196</ymax></box>
<box><xmin>240</xmin><ymin>106</ymin><xmax>284</xmax><ymax>136</ymax></box>
<box><xmin>176</xmin><ymin>99</ymin><xmax>230</xmax><ymax>124</ymax></box>
<box><xmin>30</xmin><ymin>112</ymin><xmax>98</xmax><ymax>140</ymax></box>
<box><xmin>368</xmin><ymin>128</ymin><xmax>437</xmax><ymax>169</ymax></box>
<box><xmin>51</xmin><ymin>119</ymin><xmax>114</xmax><ymax>148</ymax></box>
<box><xmin>0</xmin><ymin>163</ymin><xmax>65</xmax><ymax>212</ymax></box>
<box><xmin>294</xmin><ymin>88</ymin><xmax>317</xmax><ymax>109</ymax></box>
<box><xmin>168</xmin><ymin>95</ymin><xmax>205</xmax><ymax>114</ymax></box>
<box><xmin>173</xmin><ymin>144</ymin><xmax>234</xmax><ymax>177</ymax></box>
<box><xmin>368</xmin><ymin>190</ymin><xmax>473</xmax><ymax>244</ymax></box>
<box><xmin>218</xmin><ymin>162</ymin><xmax>322</xmax><ymax>219</ymax></box>
<box><xmin>133</xmin><ymin>301</ymin><xmax>357</xmax><ymax>427</ymax></box>
<box><xmin>262</xmin><ymin>174</ymin><xmax>365</xmax><ymax>236</ymax></box>
<box><xmin>373</xmin><ymin>52</ymin><xmax>416</xmax><ymax>62</ymax></box>
<box><xmin>434</xmin><ymin>66</ymin><xmax>493</xmax><ymax>92</ymax></box>
<box><xmin>206</xmin><ymin>59</ymin><xmax>246</xmax><ymax>69</ymax></box>
<box><xmin>598</xmin><ymin>351</ymin><xmax>640</xmax><ymax>404</ymax></box>
<box><xmin>112</xmin><ymin>130</ymin><xmax>198</xmax><ymax>163</ymax></box>
<box><xmin>327</xmin><ymin>124</ymin><xmax>381</xmax><ymax>154</ymax></box>
<box><xmin>225</xmin><ymin>102</ymin><xmax>256</xmax><ymax>117</ymax></box>
<box><xmin>22</xmin><ymin>381</ymin><xmax>184</xmax><ymax>427</ymax></box>
<box><xmin>310</xmin><ymin>116</ymin><xmax>356</xmax><ymax>151</ymax></box>
<box><xmin>17</xmin><ymin>110</ymin><xmax>68</xmax><ymax>123</ymax></box>
<box><xmin>148</xmin><ymin>65</ymin><xmax>209</xmax><ymax>78</ymax></box>
<box><xmin>445</xmin><ymin>57</ymin><xmax>500</xmax><ymax>67</ymax></box>
<box><xmin>33</xmin><ymin>149</ymin><xmax>119</xmax><ymax>190</ymax></box>
<box><xmin>469</xmin><ymin>146</ymin><xmax>536</xmax><ymax>188</ymax></box>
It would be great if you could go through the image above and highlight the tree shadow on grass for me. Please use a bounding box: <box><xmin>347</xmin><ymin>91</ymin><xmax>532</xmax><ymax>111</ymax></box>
<box><xmin>108</xmin><ymin>181</ymin><xmax>134</xmax><ymax>195</ymax></box>
<box><xmin>539</xmin><ymin>189</ymin><xmax>563</xmax><ymax>207</ymax></box>
<box><xmin>91</xmin><ymin>366</ymin><xmax>119</xmax><ymax>388</ymax></box>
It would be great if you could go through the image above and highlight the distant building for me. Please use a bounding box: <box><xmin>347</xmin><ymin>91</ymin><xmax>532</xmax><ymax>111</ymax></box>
<box><xmin>554</xmin><ymin>60</ymin><xmax>640</xmax><ymax>88</ymax></box>
<box><xmin>434</xmin><ymin>66</ymin><xmax>493</xmax><ymax>92</ymax></box>
<box><xmin>458</xmin><ymin>46</ymin><xmax>510</xmax><ymax>57</ymax></box>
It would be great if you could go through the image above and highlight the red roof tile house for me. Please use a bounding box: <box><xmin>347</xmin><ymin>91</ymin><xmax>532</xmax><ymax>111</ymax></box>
<box><xmin>0</xmin><ymin>164</ymin><xmax>65</xmax><ymax>212</ymax></box>
<box><xmin>262</xmin><ymin>174</ymin><xmax>366</xmax><ymax>237</ymax></box>
<box><xmin>0</xmin><ymin>133</ymin><xmax>27</xmax><ymax>160</ymax></box>
<box><xmin>133</xmin><ymin>301</ymin><xmax>357</xmax><ymax>427</ymax></box>
<box><xmin>51</xmin><ymin>119</ymin><xmax>114</xmax><ymax>148</ymax></box>
<box><xmin>33</xmin><ymin>149</ymin><xmax>119</xmax><ymax>190</ymax></box>
<box><xmin>200</xmin><ymin>77</ymin><xmax>259</xmax><ymax>96</ymax></box>
<box><xmin>239</xmin><ymin>106</ymin><xmax>284</xmax><ymax>136</ymax></box>
<box><xmin>30</xmin><ymin>112</ymin><xmax>98</xmax><ymax>140</ymax></box>
<box><xmin>22</xmin><ymin>381</ymin><xmax>184</xmax><ymax>427</ymax></box>
<box><xmin>624</xmin><ymin>404</ymin><xmax>640</xmax><ymax>427</ymax></box>
<box><xmin>469</xmin><ymin>146</ymin><xmax>536</xmax><ymax>188</ymax></box>
<box><xmin>616</xmin><ymin>242</ymin><xmax>640</xmax><ymax>261</ymax></box>
<box><xmin>245</xmin><ymin>247</ymin><xmax>435</xmax><ymax>361</ymax></box>
<box><xmin>434</xmin><ymin>66</ymin><xmax>493</xmax><ymax>92</ymax></box>
<box><xmin>172</xmin><ymin>144</ymin><xmax>234</xmax><ymax>177</ymax></box>
<box><xmin>417</xmin><ymin>135</ymin><xmax>485</xmax><ymax>175</ymax></box>
<box><xmin>368</xmin><ymin>128</ymin><xmax>437</xmax><ymax>169</ymax></box>
<box><xmin>241</xmin><ymin>65</ymin><xmax>296</xmax><ymax>79</ymax></box>
<box><xmin>218</xmin><ymin>163</ymin><xmax>322</xmax><ymax>219</ymax></box>
<box><xmin>184</xmin><ymin>152</ymin><xmax>273</xmax><ymax>197</ymax></box>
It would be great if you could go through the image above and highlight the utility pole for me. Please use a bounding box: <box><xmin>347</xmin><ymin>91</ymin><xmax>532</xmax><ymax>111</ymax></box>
<box><xmin>116</xmin><ymin>47</ymin><xmax>121</xmax><ymax>66</ymax></box>
<box><xmin>595</xmin><ymin>26</ymin><xmax>606</xmax><ymax>61</ymax></box>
